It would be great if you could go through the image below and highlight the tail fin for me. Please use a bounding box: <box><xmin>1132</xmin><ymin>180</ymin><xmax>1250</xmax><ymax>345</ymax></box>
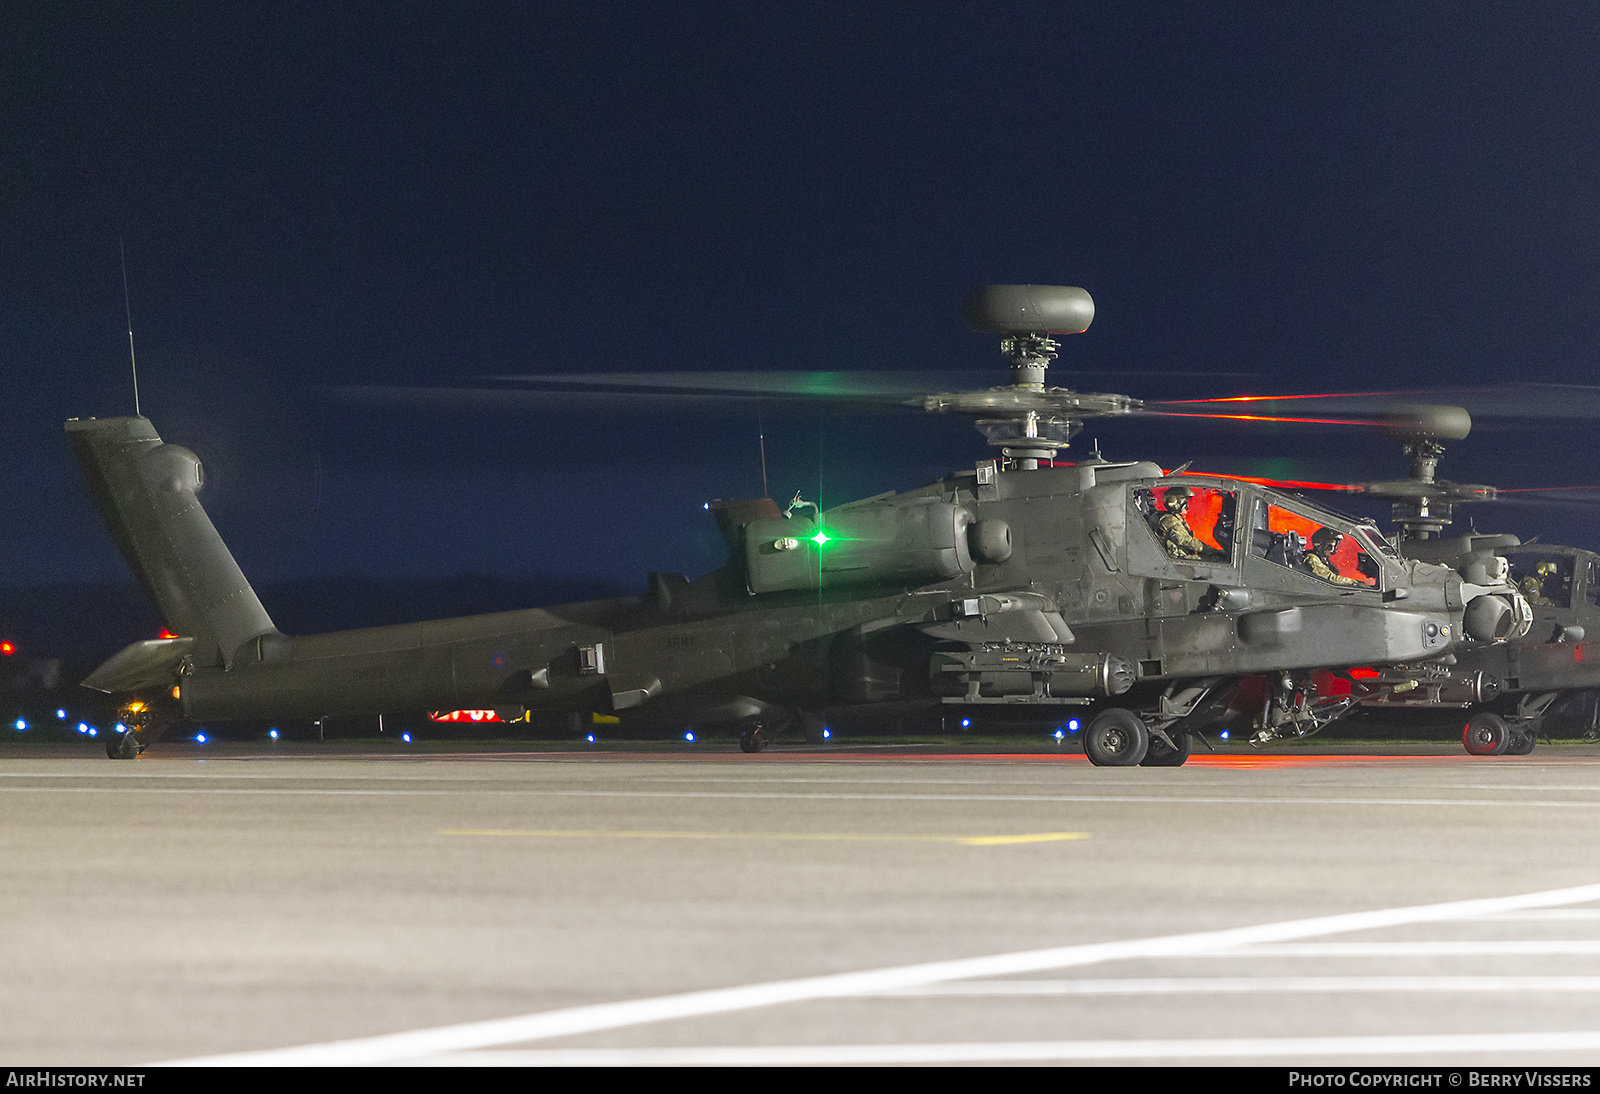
<box><xmin>65</xmin><ymin>417</ymin><xmax>279</xmax><ymax>667</ymax></box>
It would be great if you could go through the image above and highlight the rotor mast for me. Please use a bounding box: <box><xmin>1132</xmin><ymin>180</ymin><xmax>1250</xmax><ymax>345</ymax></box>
<box><xmin>1395</xmin><ymin>435</ymin><xmax>1453</xmax><ymax>539</ymax></box>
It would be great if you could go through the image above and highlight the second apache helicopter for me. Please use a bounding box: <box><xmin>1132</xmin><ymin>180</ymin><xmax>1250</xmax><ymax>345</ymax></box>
<box><xmin>1223</xmin><ymin>401</ymin><xmax>1600</xmax><ymax>756</ymax></box>
<box><xmin>69</xmin><ymin>285</ymin><xmax>1531</xmax><ymax>765</ymax></box>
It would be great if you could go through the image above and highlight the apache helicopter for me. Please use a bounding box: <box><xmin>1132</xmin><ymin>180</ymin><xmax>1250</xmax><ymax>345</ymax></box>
<box><xmin>1217</xmin><ymin>401</ymin><xmax>1600</xmax><ymax>756</ymax></box>
<box><xmin>68</xmin><ymin>285</ymin><xmax>1532</xmax><ymax>765</ymax></box>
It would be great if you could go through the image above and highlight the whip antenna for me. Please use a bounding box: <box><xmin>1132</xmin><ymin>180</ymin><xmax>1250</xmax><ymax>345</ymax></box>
<box><xmin>757</xmin><ymin>400</ymin><xmax>769</xmax><ymax>498</ymax></box>
<box><xmin>119</xmin><ymin>236</ymin><xmax>140</xmax><ymax>416</ymax></box>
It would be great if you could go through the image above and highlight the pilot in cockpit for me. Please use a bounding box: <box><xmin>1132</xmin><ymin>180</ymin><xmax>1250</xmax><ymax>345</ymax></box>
<box><xmin>1154</xmin><ymin>486</ymin><xmax>1208</xmax><ymax>561</ymax></box>
<box><xmin>1518</xmin><ymin>561</ymin><xmax>1558</xmax><ymax>606</ymax></box>
<box><xmin>1304</xmin><ymin>528</ymin><xmax>1362</xmax><ymax>585</ymax></box>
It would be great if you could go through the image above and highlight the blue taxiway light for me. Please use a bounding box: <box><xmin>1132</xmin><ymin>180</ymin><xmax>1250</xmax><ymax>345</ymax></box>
<box><xmin>822</xmin><ymin>728</ymin><xmax>831</xmax><ymax>739</ymax></box>
<box><xmin>13</xmin><ymin>719</ymin><xmax>25</xmax><ymax>731</ymax></box>
<box><xmin>1054</xmin><ymin>729</ymin><xmax>1064</xmax><ymax>740</ymax></box>
<box><xmin>401</xmin><ymin>733</ymin><xmax>412</xmax><ymax>743</ymax></box>
<box><xmin>195</xmin><ymin>733</ymin><xmax>207</xmax><ymax>743</ymax></box>
<box><xmin>586</xmin><ymin>734</ymin><xmax>596</xmax><ymax>743</ymax></box>
<box><xmin>56</xmin><ymin>709</ymin><xmax>66</xmax><ymax>720</ymax></box>
<box><xmin>1068</xmin><ymin>719</ymin><xmax>1081</xmax><ymax>731</ymax></box>
<box><xmin>269</xmin><ymin>729</ymin><xmax>279</xmax><ymax>740</ymax></box>
<box><xmin>960</xmin><ymin>718</ymin><xmax>971</xmax><ymax>728</ymax></box>
<box><xmin>1219</xmin><ymin>730</ymin><xmax>1231</xmax><ymax>740</ymax></box>
<box><xmin>684</xmin><ymin>731</ymin><xmax>695</xmax><ymax>742</ymax></box>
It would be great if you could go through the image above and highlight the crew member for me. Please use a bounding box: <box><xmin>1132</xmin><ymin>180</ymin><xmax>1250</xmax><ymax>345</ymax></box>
<box><xmin>1519</xmin><ymin>560</ymin><xmax>1559</xmax><ymax>606</ymax></box>
<box><xmin>1305</xmin><ymin>527</ymin><xmax>1362</xmax><ymax>585</ymax></box>
<box><xmin>1155</xmin><ymin>486</ymin><xmax>1209</xmax><ymax>560</ymax></box>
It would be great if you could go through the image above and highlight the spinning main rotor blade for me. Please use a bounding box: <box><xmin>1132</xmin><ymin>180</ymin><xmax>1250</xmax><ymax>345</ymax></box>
<box><xmin>489</xmin><ymin>370</ymin><xmax>996</xmax><ymax>397</ymax></box>
<box><xmin>1149</xmin><ymin>384</ymin><xmax>1600</xmax><ymax>423</ymax></box>
<box><xmin>337</xmin><ymin>366</ymin><xmax>1261</xmax><ymax>416</ymax></box>
<box><xmin>1493</xmin><ymin>486</ymin><xmax>1600</xmax><ymax>507</ymax></box>
<box><xmin>347</xmin><ymin>377</ymin><xmax>1600</xmax><ymax>427</ymax></box>
<box><xmin>1139</xmin><ymin>410</ymin><xmax>1385</xmax><ymax>427</ymax></box>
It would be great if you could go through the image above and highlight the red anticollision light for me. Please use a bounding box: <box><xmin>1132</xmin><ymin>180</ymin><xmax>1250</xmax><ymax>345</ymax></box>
<box><xmin>428</xmin><ymin>710</ymin><xmax>503</xmax><ymax>723</ymax></box>
<box><xmin>158</xmin><ymin>629</ymin><xmax>178</xmax><ymax>640</ymax></box>
<box><xmin>0</xmin><ymin>641</ymin><xmax>13</xmax><ymax>656</ymax></box>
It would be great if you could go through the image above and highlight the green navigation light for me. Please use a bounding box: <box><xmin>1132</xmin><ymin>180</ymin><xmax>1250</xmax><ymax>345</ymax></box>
<box><xmin>810</xmin><ymin>531</ymin><xmax>831</xmax><ymax>547</ymax></box>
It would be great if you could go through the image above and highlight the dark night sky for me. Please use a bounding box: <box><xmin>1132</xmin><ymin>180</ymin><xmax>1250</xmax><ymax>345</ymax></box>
<box><xmin>6</xmin><ymin>2</ymin><xmax>1600</xmax><ymax>653</ymax></box>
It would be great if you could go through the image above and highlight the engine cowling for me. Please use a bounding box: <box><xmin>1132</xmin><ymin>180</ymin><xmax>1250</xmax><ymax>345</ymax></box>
<box><xmin>744</xmin><ymin>501</ymin><xmax>976</xmax><ymax>594</ymax></box>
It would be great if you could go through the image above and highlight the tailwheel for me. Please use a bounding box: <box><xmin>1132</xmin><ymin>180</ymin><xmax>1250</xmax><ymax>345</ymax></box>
<box><xmin>1084</xmin><ymin>708</ymin><xmax>1149</xmax><ymax>767</ymax></box>
<box><xmin>106</xmin><ymin>729</ymin><xmax>143</xmax><ymax>760</ymax></box>
<box><xmin>1463</xmin><ymin>712</ymin><xmax>1511</xmax><ymax>756</ymax></box>
<box><xmin>108</xmin><ymin>696</ymin><xmax>163</xmax><ymax>760</ymax></box>
<box><xmin>738</xmin><ymin>726</ymin><xmax>769</xmax><ymax>754</ymax></box>
<box><xmin>1140</xmin><ymin>729</ymin><xmax>1192</xmax><ymax>767</ymax></box>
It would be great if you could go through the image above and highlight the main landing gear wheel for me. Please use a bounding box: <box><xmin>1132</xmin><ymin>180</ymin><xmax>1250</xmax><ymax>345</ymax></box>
<box><xmin>1463</xmin><ymin>712</ymin><xmax>1511</xmax><ymax>756</ymax></box>
<box><xmin>1084</xmin><ymin>708</ymin><xmax>1149</xmax><ymax>767</ymax></box>
<box><xmin>738</xmin><ymin>727</ymin><xmax>769</xmax><ymax>753</ymax></box>
<box><xmin>1140</xmin><ymin>729</ymin><xmax>1192</xmax><ymax>767</ymax></box>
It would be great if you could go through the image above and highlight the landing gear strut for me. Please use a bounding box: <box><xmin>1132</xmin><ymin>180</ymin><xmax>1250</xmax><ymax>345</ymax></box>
<box><xmin>1505</xmin><ymin>728</ymin><xmax>1538</xmax><ymax>756</ymax></box>
<box><xmin>1140</xmin><ymin>728</ymin><xmax>1192</xmax><ymax>767</ymax></box>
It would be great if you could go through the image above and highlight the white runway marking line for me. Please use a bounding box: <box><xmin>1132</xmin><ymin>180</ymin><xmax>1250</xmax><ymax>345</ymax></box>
<box><xmin>12</xmin><ymin>786</ymin><xmax>1600</xmax><ymax>809</ymax></box>
<box><xmin>399</xmin><ymin>1030</ymin><xmax>1600</xmax><ymax>1066</ymax></box>
<box><xmin>880</xmin><ymin>975</ymin><xmax>1600</xmax><ymax>996</ymax></box>
<box><xmin>1199</xmin><ymin>941</ymin><xmax>1600</xmax><ymax>957</ymax></box>
<box><xmin>441</xmin><ymin>828</ymin><xmax>1089</xmax><ymax>846</ymax></box>
<box><xmin>1476</xmin><ymin>909</ymin><xmax>1600</xmax><ymax>920</ymax></box>
<box><xmin>163</xmin><ymin>880</ymin><xmax>1600</xmax><ymax>1067</ymax></box>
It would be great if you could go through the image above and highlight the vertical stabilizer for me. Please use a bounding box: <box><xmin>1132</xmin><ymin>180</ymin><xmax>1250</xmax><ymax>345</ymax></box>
<box><xmin>65</xmin><ymin>417</ymin><xmax>279</xmax><ymax>667</ymax></box>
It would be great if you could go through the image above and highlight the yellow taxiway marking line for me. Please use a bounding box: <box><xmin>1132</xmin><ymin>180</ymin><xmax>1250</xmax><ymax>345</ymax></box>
<box><xmin>440</xmin><ymin>828</ymin><xmax>1088</xmax><ymax>846</ymax></box>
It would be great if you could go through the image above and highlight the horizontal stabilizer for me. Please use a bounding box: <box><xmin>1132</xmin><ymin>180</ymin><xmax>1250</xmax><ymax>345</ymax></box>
<box><xmin>82</xmin><ymin>637</ymin><xmax>195</xmax><ymax>694</ymax></box>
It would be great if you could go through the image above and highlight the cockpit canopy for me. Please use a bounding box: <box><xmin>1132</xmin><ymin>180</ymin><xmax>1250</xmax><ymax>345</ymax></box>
<box><xmin>1133</xmin><ymin>480</ymin><xmax>1385</xmax><ymax>588</ymax></box>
